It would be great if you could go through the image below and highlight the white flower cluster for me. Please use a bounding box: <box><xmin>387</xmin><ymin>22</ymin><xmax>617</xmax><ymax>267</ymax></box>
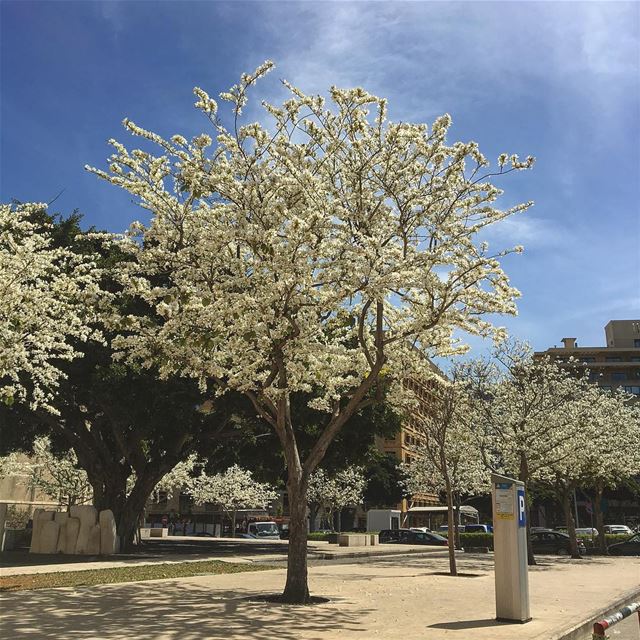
<box><xmin>0</xmin><ymin>436</ymin><xmax>92</xmax><ymax>507</ymax></box>
<box><xmin>87</xmin><ymin>63</ymin><xmax>535</xmax><ymax>461</ymax></box>
<box><xmin>0</xmin><ymin>203</ymin><xmax>103</xmax><ymax>412</ymax></box>
<box><xmin>186</xmin><ymin>464</ymin><xmax>277</xmax><ymax>511</ymax></box>
<box><xmin>307</xmin><ymin>466</ymin><xmax>367</xmax><ymax>513</ymax></box>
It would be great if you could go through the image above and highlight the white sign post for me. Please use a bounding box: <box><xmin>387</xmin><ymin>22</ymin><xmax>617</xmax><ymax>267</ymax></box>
<box><xmin>491</xmin><ymin>473</ymin><xmax>531</xmax><ymax>623</ymax></box>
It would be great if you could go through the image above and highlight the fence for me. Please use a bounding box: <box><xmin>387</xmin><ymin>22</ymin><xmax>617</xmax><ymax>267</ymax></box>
<box><xmin>592</xmin><ymin>601</ymin><xmax>639</xmax><ymax>638</ymax></box>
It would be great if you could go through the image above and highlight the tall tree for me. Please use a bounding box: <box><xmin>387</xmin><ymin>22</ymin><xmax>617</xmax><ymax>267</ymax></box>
<box><xmin>0</xmin><ymin>208</ymin><xmax>249</xmax><ymax>549</ymax></box>
<box><xmin>88</xmin><ymin>62</ymin><xmax>534</xmax><ymax>602</ymax></box>
<box><xmin>0</xmin><ymin>202</ymin><xmax>102</xmax><ymax>412</ymax></box>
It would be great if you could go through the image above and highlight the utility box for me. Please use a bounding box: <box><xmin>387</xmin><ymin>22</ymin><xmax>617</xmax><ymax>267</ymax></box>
<box><xmin>491</xmin><ymin>473</ymin><xmax>531</xmax><ymax>623</ymax></box>
<box><xmin>366</xmin><ymin>509</ymin><xmax>401</xmax><ymax>532</ymax></box>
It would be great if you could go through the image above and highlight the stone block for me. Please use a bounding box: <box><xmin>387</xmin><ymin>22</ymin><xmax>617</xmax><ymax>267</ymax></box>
<box><xmin>30</xmin><ymin>510</ymin><xmax>54</xmax><ymax>553</ymax></box>
<box><xmin>56</xmin><ymin>522</ymin><xmax>67</xmax><ymax>553</ymax></box>
<box><xmin>99</xmin><ymin>510</ymin><xmax>118</xmax><ymax>555</ymax></box>
<box><xmin>70</xmin><ymin>505</ymin><xmax>97</xmax><ymax>554</ymax></box>
<box><xmin>338</xmin><ymin>533</ymin><xmax>368</xmax><ymax>547</ymax></box>
<box><xmin>0</xmin><ymin>503</ymin><xmax>7</xmax><ymax>552</ymax></box>
<box><xmin>40</xmin><ymin>520</ymin><xmax>60</xmax><ymax>554</ymax></box>
<box><xmin>87</xmin><ymin>524</ymin><xmax>101</xmax><ymax>555</ymax></box>
<box><xmin>65</xmin><ymin>517</ymin><xmax>81</xmax><ymax>554</ymax></box>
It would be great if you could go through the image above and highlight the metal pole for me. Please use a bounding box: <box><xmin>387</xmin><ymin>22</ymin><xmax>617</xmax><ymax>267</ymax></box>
<box><xmin>573</xmin><ymin>489</ymin><xmax>580</xmax><ymax>529</ymax></box>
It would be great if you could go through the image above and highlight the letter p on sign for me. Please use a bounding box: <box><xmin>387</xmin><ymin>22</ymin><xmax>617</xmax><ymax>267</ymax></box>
<box><xmin>517</xmin><ymin>489</ymin><xmax>526</xmax><ymax>527</ymax></box>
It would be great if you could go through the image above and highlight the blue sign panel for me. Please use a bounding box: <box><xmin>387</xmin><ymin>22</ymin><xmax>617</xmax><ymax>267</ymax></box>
<box><xmin>517</xmin><ymin>489</ymin><xmax>526</xmax><ymax>527</ymax></box>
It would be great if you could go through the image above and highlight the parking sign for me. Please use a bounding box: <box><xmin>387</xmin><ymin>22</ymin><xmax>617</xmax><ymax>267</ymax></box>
<box><xmin>517</xmin><ymin>489</ymin><xmax>526</xmax><ymax>527</ymax></box>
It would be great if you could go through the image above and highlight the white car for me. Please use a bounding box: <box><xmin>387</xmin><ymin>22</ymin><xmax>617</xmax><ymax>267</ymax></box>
<box><xmin>410</xmin><ymin>527</ymin><xmax>432</xmax><ymax>533</ymax></box>
<box><xmin>604</xmin><ymin>525</ymin><xmax>633</xmax><ymax>535</ymax></box>
<box><xmin>575</xmin><ymin>527</ymin><xmax>598</xmax><ymax>536</ymax></box>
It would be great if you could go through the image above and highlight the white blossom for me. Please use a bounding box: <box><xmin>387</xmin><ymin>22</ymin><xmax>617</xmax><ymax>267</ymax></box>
<box><xmin>0</xmin><ymin>436</ymin><xmax>92</xmax><ymax>508</ymax></box>
<box><xmin>0</xmin><ymin>203</ymin><xmax>103</xmax><ymax>412</ymax></box>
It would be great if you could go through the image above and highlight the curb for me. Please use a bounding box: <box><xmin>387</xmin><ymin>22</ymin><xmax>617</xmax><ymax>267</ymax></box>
<box><xmin>546</xmin><ymin>585</ymin><xmax>640</xmax><ymax>640</ymax></box>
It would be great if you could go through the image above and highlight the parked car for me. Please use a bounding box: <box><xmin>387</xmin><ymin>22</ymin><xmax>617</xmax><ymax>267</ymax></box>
<box><xmin>575</xmin><ymin>527</ymin><xmax>598</xmax><ymax>536</ymax></box>
<box><xmin>379</xmin><ymin>528</ymin><xmax>448</xmax><ymax>546</ymax></box>
<box><xmin>607</xmin><ymin>533</ymin><xmax>640</xmax><ymax>556</ymax></box>
<box><xmin>410</xmin><ymin>527</ymin><xmax>433</xmax><ymax>533</ymax></box>
<box><xmin>530</xmin><ymin>530</ymin><xmax>586</xmax><ymax>556</ymax></box>
<box><xmin>604</xmin><ymin>524</ymin><xmax>633</xmax><ymax>535</ymax></box>
<box><xmin>464</xmin><ymin>524</ymin><xmax>492</xmax><ymax>534</ymax></box>
<box><xmin>379</xmin><ymin>528</ymin><xmax>409</xmax><ymax>543</ymax></box>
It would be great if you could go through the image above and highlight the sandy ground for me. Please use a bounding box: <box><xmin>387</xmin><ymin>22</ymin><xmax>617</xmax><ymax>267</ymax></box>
<box><xmin>1</xmin><ymin>552</ymin><xmax>638</xmax><ymax>640</ymax></box>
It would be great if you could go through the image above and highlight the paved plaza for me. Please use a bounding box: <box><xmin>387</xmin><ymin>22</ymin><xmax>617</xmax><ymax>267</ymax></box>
<box><xmin>1</xmin><ymin>551</ymin><xmax>638</xmax><ymax>640</ymax></box>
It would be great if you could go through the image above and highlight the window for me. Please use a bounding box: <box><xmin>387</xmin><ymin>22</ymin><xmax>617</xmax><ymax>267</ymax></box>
<box><xmin>634</xmin><ymin>339</ymin><xmax>640</xmax><ymax>347</ymax></box>
<box><xmin>623</xmin><ymin>386</ymin><xmax>640</xmax><ymax>396</ymax></box>
<box><xmin>581</xmin><ymin>357</ymin><xmax>596</xmax><ymax>363</ymax></box>
<box><xmin>631</xmin><ymin>357</ymin><xmax>640</xmax><ymax>362</ymax></box>
<box><xmin>606</xmin><ymin>357</ymin><xmax>622</xmax><ymax>362</ymax></box>
<box><xmin>599</xmin><ymin>386</ymin><xmax>612</xmax><ymax>393</ymax></box>
<box><xmin>588</xmin><ymin>372</ymin><xmax>600</xmax><ymax>382</ymax></box>
<box><xmin>611</xmin><ymin>372</ymin><xmax>626</xmax><ymax>381</ymax></box>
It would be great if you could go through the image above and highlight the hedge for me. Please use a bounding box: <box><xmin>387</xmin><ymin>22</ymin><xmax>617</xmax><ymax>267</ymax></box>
<box><xmin>441</xmin><ymin>532</ymin><xmax>631</xmax><ymax>552</ymax></box>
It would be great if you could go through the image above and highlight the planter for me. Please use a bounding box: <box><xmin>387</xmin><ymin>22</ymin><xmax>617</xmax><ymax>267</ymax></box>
<box><xmin>338</xmin><ymin>533</ymin><xmax>369</xmax><ymax>547</ymax></box>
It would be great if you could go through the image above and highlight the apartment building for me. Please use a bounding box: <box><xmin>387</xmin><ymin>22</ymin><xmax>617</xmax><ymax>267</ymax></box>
<box><xmin>534</xmin><ymin>320</ymin><xmax>640</xmax><ymax>395</ymax></box>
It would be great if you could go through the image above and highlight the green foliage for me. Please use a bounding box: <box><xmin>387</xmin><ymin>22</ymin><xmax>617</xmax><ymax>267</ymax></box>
<box><xmin>459</xmin><ymin>532</ymin><xmax>494</xmax><ymax>549</ymax></box>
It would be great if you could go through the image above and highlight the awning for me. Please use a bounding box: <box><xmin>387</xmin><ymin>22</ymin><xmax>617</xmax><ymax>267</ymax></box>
<box><xmin>407</xmin><ymin>505</ymin><xmax>479</xmax><ymax>515</ymax></box>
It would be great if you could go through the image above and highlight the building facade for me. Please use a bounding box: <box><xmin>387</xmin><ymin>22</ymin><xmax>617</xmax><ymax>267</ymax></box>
<box><xmin>534</xmin><ymin>320</ymin><xmax>640</xmax><ymax>396</ymax></box>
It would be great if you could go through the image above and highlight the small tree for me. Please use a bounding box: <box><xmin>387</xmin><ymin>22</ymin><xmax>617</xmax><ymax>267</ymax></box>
<box><xmin>468</xmin><ymin>341</ymin><xmax>594</xmax><ymax>564</ymax></box>
<box><xmin>542</xmin><ymin>387</ymin><xmax>640</xmax><ymax>556</ymax></box>
<box><xmin>403</xmin><ymin>371</ymin><xmax>488</xmax><ymax>575</ymax></box>
<box><xmin>89</xmin><ymin>62</ymin><xmax>534</xmax><ymax>602</ymax></box>
<box><xmin>187</xmin><ymin>465</ymin><xmax>277</xmax><ymax>537</ymax></box>
<box><xmin>307</xmin><ymin>466</ymin><xmax>366</xmax><ymax>532</ymax></box>
<box><xmin>0</xmin><ymin>436</ymin><xmax>92</xmax><ymax>509</ymax></box>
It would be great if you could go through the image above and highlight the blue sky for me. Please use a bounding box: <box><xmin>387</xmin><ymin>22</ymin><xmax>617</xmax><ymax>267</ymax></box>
<box><xmin>1</xmin><ymin>1</ymin><xmax>639</xmax><ymax>353</ymax></box>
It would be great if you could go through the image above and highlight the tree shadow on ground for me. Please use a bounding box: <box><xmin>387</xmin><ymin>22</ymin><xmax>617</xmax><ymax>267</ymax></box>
<box><xmin>0</xmin><ymin>578</ymin><xmax>370</xmax><ymax>640</ymax></box>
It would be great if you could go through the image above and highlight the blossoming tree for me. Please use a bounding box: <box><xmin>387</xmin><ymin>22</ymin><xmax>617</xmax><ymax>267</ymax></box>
<box><xmin>467</xmin><ymin>342</ymin><xmax>596</xmax><ymax>564</ymax></box>
<box><xmin>187</xmin><ymin>465</ymin><xmax>277</xmax><ymax>537</ymax></box>
<box><xmin>0</xmin><ymin>436</ymin><xmax>92</xmax><ymax>509</ymax></box>
<box><xmin>541</xmin><ymin>387</ymin><xmax>640</xmax><ymax>556</ymax></box>
<box><xmin>307</xmin><ymin>466</ymin><xmax>366</xmax><ymax>532</ymax></box>
<box><xmin>0</xmin><ymin>203</ymin><xmax>102</xmax><ymax>412</ymax></box>
<box><xmin>88</xmin><ymin>62</ymin><xmax>534</xmax><ymax>602</ymax></box>
<box><xmin>402</xmin><ymin>371</ymin><xmax>489</xmax><ymax>575</ymax></box>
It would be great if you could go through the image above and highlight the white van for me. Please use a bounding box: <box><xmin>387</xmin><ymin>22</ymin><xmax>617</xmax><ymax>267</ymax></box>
<box><xmin>246</xmin><ymin>521</ymin><xmax>281</xmax><ymax>540</ymax></box>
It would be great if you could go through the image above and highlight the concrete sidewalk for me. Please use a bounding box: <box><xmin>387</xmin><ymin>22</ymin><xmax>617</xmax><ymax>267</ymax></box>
<box><xmin>1</xmin><ymin>553</ymin><xmax>638</xmax><ymax>639</ymax></box>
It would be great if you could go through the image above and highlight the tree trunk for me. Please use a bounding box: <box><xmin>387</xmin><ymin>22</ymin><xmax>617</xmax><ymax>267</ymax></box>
<box><xmin>336</xmin><ymin>508</ymin><xmax>341</xmax><ymax>534</ymax></box>
<box><xmin>444</xmin><ymin>477</ymin><xmax>457</xmax><ymax>576</ymax></box>
<box><xmin>594</xmin><ymin>481</ymin><xmax>606</xmax><ymax>554</ymax></box>
<box><xmin>117</xmin><ymin>473</ymin><xmax>163</xmax><ymax>552</ymax></box>
<box><xmin>282</xmin><ymin>474</ymin><xmax>310</xmax><ymax>603</ymax></box>
<box><xmin>518</xmin><ymin>456</ymin><xmax>536</xmax><ymax>566</ymax></box>
<box><xmin>232</xmin><ymin>509</ymin><xmax>237</xmax><ymax>538</ymax></box>
<box><xmin>562</xmin><ymin>482</ymin><xmax>581</xmax><ymax>559</ymax></box>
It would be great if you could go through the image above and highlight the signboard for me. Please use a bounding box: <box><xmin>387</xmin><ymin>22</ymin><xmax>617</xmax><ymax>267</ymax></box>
<box><xmin>517</xmin><ymin>489</ymin><xmax>526</xmax><ymax>527</ymax></box>
<box><xmin>495</xmin><ymin>483</ymin><xmax>514</xmax><ymax>520</ymax></box>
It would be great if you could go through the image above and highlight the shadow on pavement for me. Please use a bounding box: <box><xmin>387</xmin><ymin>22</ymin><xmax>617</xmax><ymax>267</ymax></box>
<box><xmin>428</xmin><ymin>618</ymin><xmax>524</xmax><ymax>631</ymax></box>
<box><xmin>0</xmin><ymin>580</ymin><xmax>371</xmax><ymax>640</ymax></box>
